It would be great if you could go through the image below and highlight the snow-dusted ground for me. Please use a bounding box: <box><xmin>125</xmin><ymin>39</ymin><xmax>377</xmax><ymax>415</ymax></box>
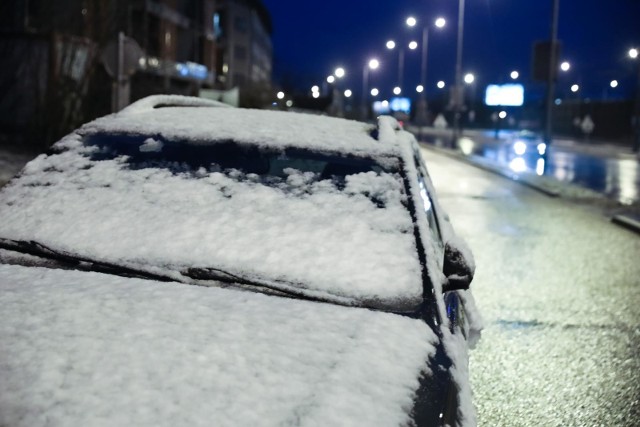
<box><xmin>422</xmin><ymin>147</ymin><xmax>640</xmax><ymax>426</ymax></box>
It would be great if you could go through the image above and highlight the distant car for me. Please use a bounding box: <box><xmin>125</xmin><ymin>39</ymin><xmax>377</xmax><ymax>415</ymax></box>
<box><xmin>0</xmin><ymin>95</ymin><xmax>481</xmax><ymax>426</ymax></box>
<box><xmin>506</xmin><ymin>130</ymin><xmax>547</xmax><ymax>158</ymax></box>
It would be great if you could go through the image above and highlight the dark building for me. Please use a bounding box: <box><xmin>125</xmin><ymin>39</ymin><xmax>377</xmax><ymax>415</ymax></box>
<box><xmin>0</xmin><ymin>0</ymin><xmax>273</xmax><ymax>148</ymax></box>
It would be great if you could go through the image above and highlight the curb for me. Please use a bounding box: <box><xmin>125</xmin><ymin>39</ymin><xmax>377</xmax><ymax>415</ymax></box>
<box><xmin>611</xmin><ymin>215</ymin><xmax>640</xmax><ymax>235</ymax></box>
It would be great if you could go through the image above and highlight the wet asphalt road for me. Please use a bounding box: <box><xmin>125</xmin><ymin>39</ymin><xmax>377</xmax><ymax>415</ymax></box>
<box><xmin>422</xmin><ymin>147</ymin><xmax>640</xmax><ymax>426</ymax></box>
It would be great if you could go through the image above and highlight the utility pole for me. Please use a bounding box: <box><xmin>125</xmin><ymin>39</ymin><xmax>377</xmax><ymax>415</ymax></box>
<box><xmin>543</xmin><ymin>0</ymin><xmax>560</xmax><ymax>146</ymax></box>
<box><xmin>452</xmin><ymin>0</ymin><xmax>466</xmax><ymax>147</ymax></box>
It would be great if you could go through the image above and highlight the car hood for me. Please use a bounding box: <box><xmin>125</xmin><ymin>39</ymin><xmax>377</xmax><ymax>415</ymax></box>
<box><xmin>0</xmin><ymin>264</ymin><xmax>438</xmax><ymax>426</ymax></box>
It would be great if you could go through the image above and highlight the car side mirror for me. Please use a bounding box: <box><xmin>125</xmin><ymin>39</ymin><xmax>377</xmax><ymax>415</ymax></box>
<box><xmin>442</xmin><ymin>242</ymin><xmax>474</xmax><ymax>292</ymax></box>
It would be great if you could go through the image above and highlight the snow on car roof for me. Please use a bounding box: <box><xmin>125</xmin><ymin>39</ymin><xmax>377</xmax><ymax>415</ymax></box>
<box><xmin>0</xmin><ymin>264</ymin><xmax>438</xmax><ymax>427</ymax></box>
<box><xmin>81</xmin><ymin>96</ymin><xmax>401</xmax><ymax>159</ymax></box>
<box><xmin>0</xmin><ymin>104</ymin><xmax>425</xmax><ymax>311</ymax></box>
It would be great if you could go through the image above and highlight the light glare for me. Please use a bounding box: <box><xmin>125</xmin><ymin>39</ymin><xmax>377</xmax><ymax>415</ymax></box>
<box><xmin>437</xmin><ymin>81</ymin><xmax>445</xmax><ymax>89</ymax></box>
<box><xmin>393</xmin><ymin>87</ymin><xmax>402</xmax><ymax>95</ymax></box>
<box><xmin>334</xmin><ymin>67</ymin><xmax>345</xmax><ymax>78</ymax></box>
<box><xmin>386</xmin><ymin>40</ymin><xmax>396</xmax><ymax>50</ymax></box>
<box><xmin>327</xmin><ymin>75</ymin><xmax>335</xmax><ymax>83</ymax></box>
<box><xmin>629</xmin><ymin>48</ymin><xmax>639</xmax><ymax>59</ymax></box>
<box><xmin>276</xmin><ymin>91</ymin><xmax>285</xmax><ymax>100</ymax></box>
<box><xmin>416</xmin><ymin>85</ymin><xmax>424</xmax><ymax>93</ymax></box>
<box><xmin>560</xmin><ymin>61</ymin><xmax>570</xmax><ymax>71</ymax></box>
<box><xmin>610</xmin><ymin>80</ymin><xmax>618</xmax><ymax>88</ymax></box>
<box><xmin>435</xmin><ymin>17</ymin><xmax>446</xmax><ymax>28</ymax></box>
<box><xmin>344</xmin><ymin>89</ymin><xmax>352</xmax><ymax>98</ymax></box>
<box><xmin>409</xmin><ymin>41</ymin><xmax>418</xmax><ymax>50</ymax></box>
<box><xmin>464</xmin><ymin>73</ymin><xmax>475</xmax><ymax>84</ymax></box>
<box><xmin>571</xmin><ymin>84</ymin><xmax>579</xmax><ymax>93</ymax></box>
<box><xmin>368</xmin><ymin>59</ymin><xmax>380</xmax><ymax>69</ymax></box>
<box><xmin>510</xmin><ymin>71</ymin><xmax>519</xmax><ymax>79</ymax></box>
<box><xmin>370</xmin><ymin>88</ymin><xmax>379</xmax><ymax>96</ymax></box>
<box><xmin>406</xmin><ymin>16</ymin><xmax>417</xmax><ymax>27</ymax></box>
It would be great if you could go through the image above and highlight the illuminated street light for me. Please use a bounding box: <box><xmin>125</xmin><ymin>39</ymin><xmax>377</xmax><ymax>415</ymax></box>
<box><xmin>435</xmin><ymin>17</ymin><xmax>446</xmax><ymax>28</ymax></box>
<box><xmin>499</xmin><ymin>111</ymin><xmax>507</xmax><ymax>119</ymax></box>
<box><xmin>370</xmin><ymin>88</ymin><xmax>379</xmax><ymax>96</ymax></box>
<box><xmin>327</xmin><ymin>75</ymin><xmax>335</xmax><ymax>83</ymax></box>
<box><xmin>311</xmin><ymin>85</ymin><xmax>319</xmax><ymax>93</ymax></box>
<box><xmin>312</xmin><ymin>92</ymin><xmax>320</xmax><ymax>99</ymax></box>
<box><xmin>406</xmin><ymin>16</ymin><xmax>417</xmax><ymax>27</ymax></box>
<box><xmin>286</xmin><ymin>100</ymin><xmax>293</xmax><ymax>108</ymax></box>
<box><xmin>344</xmin><ymin>89</ymin><xmax>352</xmax><ymax>98</ymax></box>
<box><xmin>408</xmin><ymin>41</ymin><xmax>418</xmax><ymax>50</ymax></box>
<box><xmin>464</xmin><ymin>73</ymin><xmax>475</xmax><ymax>84</ymax></box>
<box><xmin>571</xmin><ymin>84</ymin><xmax>579</xmax><ymax>93</ymax></box>
<box><xmin>629</xmin><ymin>48</ymin><xmax>639</xmax><ymax>59</ymax></box>
<box><xmin>610</xmin><ymin>80</ymin><xmax>619</xmax><ymax>88</ymax></box>
<box><xmin>386</xmin><ymin>40</ymin><xmax>396</xmax><ymax>50</ymax></box>
<box><xmin>276</xmin><ymin>91</ymin><xmax>285</xmax><ymax>100</ymax></box>
<box><xmin>560</xmin><ymin>61</ymin><xmax>571</xmax><ymax>72</ymax></box>
<box><xmin>334</xmin><ymin>67</ymin><xmax>345</xmax><ymax>78</ymax></box>
<box><xmin>368</xmin><ymin>59</ymin><xmax>379</xmax><ymax>70</ymax></box>
<box><xmin>416</xmin><ymin>85</ymin><xmax>424</xmax><ymax>93</ymax></box>
<box><xmin>510</xmin><ymin>71</ymin><xmax>519</xmax><ymax>80</ymax></box>
<box><xmin>393</xmin><ymin>87</ymin><xmax>402</xmax><ymax>95</ymax></box>
<box><xmin>437</xmin><ymin>80</ymin><xmax>446</xmax><ymax>89</ymax></box>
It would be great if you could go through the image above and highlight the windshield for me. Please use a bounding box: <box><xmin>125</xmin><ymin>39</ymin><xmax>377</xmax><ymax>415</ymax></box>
<box><xmin>0</xmin><ymin>133</ymin><xmax>424</xmax><ymax>312</ymax></box>
<box><xmin>85</xmin><ymin>133</ymin><xmax>394</xmax><ymax>191</ymax></box>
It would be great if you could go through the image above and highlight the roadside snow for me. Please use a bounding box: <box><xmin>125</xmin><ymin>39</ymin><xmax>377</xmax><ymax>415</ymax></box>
<box><xmin>0</xmin><ymin>264</ymin><xmax>438</xmax><ymax>427</ymax></box>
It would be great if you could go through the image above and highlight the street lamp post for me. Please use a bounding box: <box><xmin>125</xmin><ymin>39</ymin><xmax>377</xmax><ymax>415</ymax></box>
<box><xmin>630</xmin><ymin>48</ymin><xmax>640</xmax><ymax>153</ymax></box>
<box><xmin>452</xmin><ymin>0</ymin><xmax>466</xmax><ymax>147</ymax></box>
<box><xmin>362</xmin><ymin>58</ymin><xmax>379</xmax><ymax>121</ymax></box>
<box><xmin>415</xmin><ymin>17</ymin><xmax>446</xmax><ymax>127</ymax></box>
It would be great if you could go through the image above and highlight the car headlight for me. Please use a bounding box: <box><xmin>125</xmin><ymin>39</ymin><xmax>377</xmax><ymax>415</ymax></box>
<box><xmin>537</xmin><ymin>143</ymin><xmax>546</xmax><ymax>155</ymax></box>
<box><xmin>513</xmin><ymin>141</ymin><xmax>527</xmax><ymax>155</ymax></box>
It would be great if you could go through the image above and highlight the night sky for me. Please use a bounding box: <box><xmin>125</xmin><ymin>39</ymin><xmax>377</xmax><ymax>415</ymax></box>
<box><xmin>262</xmin><ymin>0</ymin><xmax>640</xmax><ymax>102</ymax></box>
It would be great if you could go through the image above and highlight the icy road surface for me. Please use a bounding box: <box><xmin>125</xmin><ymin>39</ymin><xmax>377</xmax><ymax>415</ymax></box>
<box><xmin>422</xmin><ymin>147</ymin><xmax>640</xmax><ymax>426</ymax></box>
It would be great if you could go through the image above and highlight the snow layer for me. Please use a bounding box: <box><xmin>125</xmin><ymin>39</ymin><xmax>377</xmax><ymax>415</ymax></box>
<box><xmin>0</xmin><ymin>131</ymin><xmax>422</xmax><ymax>309</ymax></box>
<box><xmin>0</xmin><ymin>264</ymin><xmax>438</xmax><ymax>427</ymax></box>
<box><xmin>83</xmin><ymin>104</ymin><xmax>398</xmax><ymax>159</ymax></box>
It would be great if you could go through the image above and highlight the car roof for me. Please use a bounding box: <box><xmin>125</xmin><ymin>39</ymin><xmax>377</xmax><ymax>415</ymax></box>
<box><xmin>81</xmin><ymin>95</ymin><xmax>403</xmax><ymax>160</ymax></box>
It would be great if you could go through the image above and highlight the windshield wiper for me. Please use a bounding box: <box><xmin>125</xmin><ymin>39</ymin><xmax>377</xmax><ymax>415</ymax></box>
<box><xmin>0</xmin><ymin>238</ymin><xmax>327</xmax><ymax>304</ymax></box>
<box><xmin>0</xmin><ymin>238</ymin><xmax>174</xmax><ymax>283</ymax></box>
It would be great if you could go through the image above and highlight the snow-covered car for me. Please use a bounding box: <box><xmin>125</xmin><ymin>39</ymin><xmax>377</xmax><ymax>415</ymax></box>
<box><xmin>0</xmin><ymin>95</ymin><xmax>481</xmax><ymax>427</ymax></box>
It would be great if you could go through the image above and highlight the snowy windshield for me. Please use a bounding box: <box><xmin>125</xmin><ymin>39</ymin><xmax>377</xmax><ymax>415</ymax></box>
<box><xmin>85</xmin><ymin>133</ymin><xmax>394</xmax><ymax>193</ymax></box>
<box><xmin>0</xmin><ymin>133</ymin><xmax>424</xmax><ymax>311</ymax></box>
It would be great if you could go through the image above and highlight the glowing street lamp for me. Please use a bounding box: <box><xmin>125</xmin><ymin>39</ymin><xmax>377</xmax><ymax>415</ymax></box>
<box><xmin>560</xmin><ymin>61</ymin><xmax>571</xmax><ymax>72</ymax></box>
<box><xmin>344</xmin><ymin>89</ymin><xmax>352</xmax><ymax>98</ymax></box>
<box><xmin>571</xmin><ymin>84</ymin><xmax>579</xmax><ymax>93</ymax></box>
<box><xmin>276</xmin><ymin>91</ymin><xmax>285</xmax><ymax>100</ymax></box>
<box><xmin>393</xmin><ymin>86</ymin><xmax>402</xmax><ymax>95</ymax></box>
<box><xmin>629</xmin><ymin>48</ymin><xmax>639</xmax><ymax>59</ymax></box>
<box><xmin>437</xmin><ymin>80</ymin><xmax>446</xmax><ymax>89</ymax></box>
<box><xmin>327</xmin><ymin>75</ymin><xmax>335</xmax><ymax>84</ymax></box>
<box><xmin>510</xmin><ymin>70</ymin><xmax>519</xmax><ymax>80</ymax></box>
<box><xmin>610</xmin><ymin>80</ymin><xmax>618</xmax><ymax>88</ymax></box>
<box><xmin>464</xmin><ymin>73</ymin><xmax>475</xmax><ymax>84</ymax></box>
<box><xmin>386</xmin><ymin>40</ymin><xmax>396</xmax><ymax>50</ymax></box>
<box><xmin>408</xmin><ymin>41</ymin><xmax>418</xmax><ymax>50</ymax></box>
<box><xmin>435</xmin><ymin>17</ymin><xmax>446</xmax><ymax>28</ymax></box>
<box><xmin>334</xmin><ymin>67</ymin><xmax>345</xmax><ymax>78</ymax></box>
<box><xmin>406</xmin><ymin>16</ymin><xmax>417</xmax><ymax>27</ymax></box>
<box><xmin>416</xmin><ymin>85</ymin><xmax>424</xmax><ymax>93</ymax></box>
<box><xmin>370</xmin><ymin>88</ymin><xmax>379</xmax><ymax>96</ymax></box>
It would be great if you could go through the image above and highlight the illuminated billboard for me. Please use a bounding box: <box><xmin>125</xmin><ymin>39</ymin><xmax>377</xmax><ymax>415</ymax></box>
<box><xmin>484</xmin><ymin>84</ymin><xmax>524</xmax><ymax>106</ymax></box>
